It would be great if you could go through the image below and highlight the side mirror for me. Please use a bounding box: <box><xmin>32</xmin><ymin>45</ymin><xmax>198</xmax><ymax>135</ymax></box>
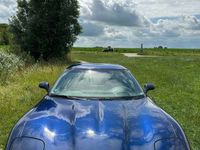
<box><xmin>39</xmin><ymin>82</ymin><xmax>50</xmax><ymax>93</ymax></box>
<box><xmin>144</xmin><ymin>83</ymin><xmax>155</xmax><ymax>95</ymax></box>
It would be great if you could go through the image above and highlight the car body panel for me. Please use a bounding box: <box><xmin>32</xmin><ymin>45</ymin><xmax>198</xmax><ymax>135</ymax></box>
<box><xmin>6</xmin><ymin>63</ymin><xmax>190</xmax><ymax>150</ymax></box>
<box><xmin>6</xmin><ymin>96</ymin><xmax>189</xmax><ymax>150</ymax></box>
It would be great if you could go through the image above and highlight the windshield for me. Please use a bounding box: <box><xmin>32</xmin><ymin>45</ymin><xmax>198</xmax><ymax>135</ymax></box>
<box><xmin>50</xmin><ymin>69</ymin><xmax>144</xmax><ymax>99</ymax></box>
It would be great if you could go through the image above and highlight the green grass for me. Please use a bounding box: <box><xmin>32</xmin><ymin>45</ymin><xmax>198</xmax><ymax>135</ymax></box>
<box><xmin>1</xmin><ymin>45</ymin><xmax>200</xmax><ymax>56</ymax></box>
<box><xmin>0</xmin><ymin>50</ymin><xmax>200</xmax><ymax>149</ymax></box>
<box><xmin>72</xmin><ymin>47</ymin><xmax>200</xmax><ymax>56</ymax></box>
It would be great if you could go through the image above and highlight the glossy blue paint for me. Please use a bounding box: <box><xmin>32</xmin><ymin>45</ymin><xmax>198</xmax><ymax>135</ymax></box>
<box><xmin>6</xmin><ymin>63</ymin><xmax>190</xmax><ymax>150</ymax></box>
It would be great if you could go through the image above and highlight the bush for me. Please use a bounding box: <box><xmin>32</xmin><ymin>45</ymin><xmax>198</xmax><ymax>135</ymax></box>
<box><xmin>0</xmin><ymin>52</ymin><xmax>24</xmax><ymax>85</ymax></box>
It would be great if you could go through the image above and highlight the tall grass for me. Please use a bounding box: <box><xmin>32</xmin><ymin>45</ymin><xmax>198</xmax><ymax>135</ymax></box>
<box><xmin>0</xmin><ymin>51</ymin><xmax>24</xmax><ymax>85</ymax></box>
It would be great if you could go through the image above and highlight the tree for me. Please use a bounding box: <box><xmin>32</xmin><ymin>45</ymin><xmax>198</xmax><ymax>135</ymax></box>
<box><xmin>1</xmin><ymin>31</ymin><xmax>9</xmax><ymax>45</ymax></box>
<box><xmin>0</xmin><ymin>24</ymin><xmax>10</xmax><ymax>45</ymax></box>
<box><xmin>9</xmin><ymin>0</ymin><xmax>81</xmax><ymax>60</ymax></box>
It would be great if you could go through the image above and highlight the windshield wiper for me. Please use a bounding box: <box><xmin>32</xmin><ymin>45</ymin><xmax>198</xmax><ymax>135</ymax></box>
<box><xmin>130</xmin><ymin>95</ymin><xmax>145</xmax><ymax>100</ymax></box>
<box><xmin>99</xmin><ymin>95</ymin><xmax>145</xmax><ymax>101</ymax></box>
<box><xmin>49</xmin><ymin>94</ymin><xmax>86</xmax><ymax>100</ymax></box>
<box><xmin>49</xmin><ymin>94</ymin><xmax>145</xmax><ymax>101</ymax></box>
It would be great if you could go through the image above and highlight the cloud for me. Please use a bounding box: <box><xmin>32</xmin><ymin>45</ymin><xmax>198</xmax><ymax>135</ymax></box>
<box><xmin>134</xmin><ymin>15</ymin><xmax>200</xmax><ymax>39</ymax></box>
<box><xmin>80</xmin><ymin>21</ymin><xmax>104</xmax><ymax>36</ymax></box>
<box><xmin>0</xmin><ymin>5</ymin><xmax>10</xmax><ymax>18</ymax></box>
<box><xmin>80</xmin><ymin>0</ymin><xmax>150</xmax><ymax>27</ymax></box>
<box><xmin>134</xmin><ymin>0</ymin><xmax>200</xmax><ymax>18</ymax></box>
<box><xmin>77</xmin><ymin>0</ymin><xmax>200</xmax><ymax>48</ymax></box>
<box><xmin>76</xmin><ymin>14</ymin><xmax>200</xmax><ymax>48</ymax></box>
<box><xmin>1</xmin><ymin>0</ymin><xmax>200</xmax><ymax>48</ymax></box>
<box><xmin>0</xmin><ymin>0</ymin><xmax>16</xmax><ymax>23</ymax></box>
<box><xmin>155</xmin><ymin>16</ymin><xmax>200</xmax><ymax>36</ymax></box>
<box><xmin>182</xmin><ymin>15</ymin><xmax>200</xmax><ymax>31</ymax></box>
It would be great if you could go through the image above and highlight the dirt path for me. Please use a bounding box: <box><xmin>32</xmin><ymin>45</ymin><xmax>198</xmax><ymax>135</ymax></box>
<box><xmin>122</xmin><ymin>53</ymin><xmax>158</xmax><ymax>58</ymax></box>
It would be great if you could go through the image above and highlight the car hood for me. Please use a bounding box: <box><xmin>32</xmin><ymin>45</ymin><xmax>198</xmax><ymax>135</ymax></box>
<box><xmin>10</xmin><ymin>96</ymin><xmax>178</xmax><ymax>150</ymax></box>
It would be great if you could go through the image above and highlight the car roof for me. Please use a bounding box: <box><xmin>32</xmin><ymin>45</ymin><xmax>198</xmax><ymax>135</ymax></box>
<box><xmin>67</xmin><ymin>63</ymin><xmax>127</xmax><ymax>70</ymax></box>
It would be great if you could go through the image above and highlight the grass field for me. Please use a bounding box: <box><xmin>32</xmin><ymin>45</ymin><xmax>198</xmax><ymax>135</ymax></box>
<box><xmin>73</xmin><ymin>47</ymin><xmax>200</xmax><ymax>56</ymax></box>
<box><xmin>0</xmin><ymin>48</ymin><xmax>200</xmax><ymax>149</ymax></box>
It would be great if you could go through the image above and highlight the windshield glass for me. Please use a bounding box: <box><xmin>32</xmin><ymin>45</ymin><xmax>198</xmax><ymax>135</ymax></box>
<box><xmin>50</xmin><ymin>69</ymin><xmax>144</xmax><ymax>99</ymax></box>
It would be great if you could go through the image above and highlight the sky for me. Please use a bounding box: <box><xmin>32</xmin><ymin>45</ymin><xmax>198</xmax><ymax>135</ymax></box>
<box><xmin>0</xmin><ymin>0</ymin><xmax>200</xmax><ymax>48</ymax></box>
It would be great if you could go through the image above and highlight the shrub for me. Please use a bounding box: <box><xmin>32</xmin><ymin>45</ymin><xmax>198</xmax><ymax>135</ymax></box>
<box><xmin>0</xmin><ymin>51</ymin><xmax>24</xmax><ymax>85</ymax></box>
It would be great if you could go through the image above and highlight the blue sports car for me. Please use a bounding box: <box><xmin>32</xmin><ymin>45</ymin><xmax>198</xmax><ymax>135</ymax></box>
<box><xmin>6</xmin><ymin>63</ymin><xmax>190</xmax><ymax>150</ymax></box>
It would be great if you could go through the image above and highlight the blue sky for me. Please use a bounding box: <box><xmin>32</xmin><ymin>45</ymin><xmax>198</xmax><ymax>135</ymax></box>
<box><xmin>0</xmin><ymin>0</ymin><xmax>200</xmax><ymax>48</ymax></box>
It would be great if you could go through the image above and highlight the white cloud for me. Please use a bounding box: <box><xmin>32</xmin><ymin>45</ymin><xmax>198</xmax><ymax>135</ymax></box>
<box><xmin>80</xmin><ymin>0</ymin><xmax>150</xmax><ymax>27</ymax></box>
<box><xmin>0</xmin><ymin>0</ymin><xmax>200</xmax><ymax>48</ymax></box>
<box><xmin>77</xmin><ymin>0</ymin><xmax>200</xmax><ymax>48</ymax></box>
<box><xmin>77</xmin><ymin>14</ymin><xmax>200</xmax><ymax>48</ymax></box>
<box><xmin>0</xmin><ymin>0</ymin><xmax>16</xmax><ymax>23</ymax></box>
<box><xmin>151</xmin><ymin>16</ymin><xmax>200</xmax><ymax>37</ymax></box>
<box><xmin>80</xmin><ymin>20</ymin><xmax>104</xmax><ymax>36</ymax></box>
<box><xmin>0</xmin><ymin>5</ymin><xmax>10</xmax><ymax>18</ymax></box>
<box><xmin>134</xmin><ymin>0</ymin><xmax>200</xmax><ymax>18</ymax></box>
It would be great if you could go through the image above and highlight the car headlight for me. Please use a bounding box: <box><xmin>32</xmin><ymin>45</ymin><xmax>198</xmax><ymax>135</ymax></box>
<box><xmin>155</xmin><ymin>138</ymin><xmax>187</xmax><ymax>150</ymax></box>
<box><xmin>10</xmin><ymin>137</ymin><xmax>44</xmax><ymax>150</ymax></box>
